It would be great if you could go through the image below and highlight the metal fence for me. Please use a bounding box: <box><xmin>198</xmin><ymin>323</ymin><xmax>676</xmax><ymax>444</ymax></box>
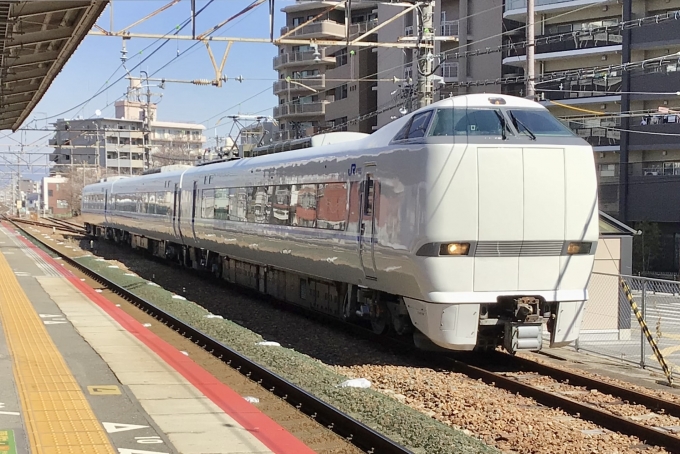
<box><xmin>576</xmin><ymin>272</ymin><xmax>680</xmax><ymax>379</ymax></box>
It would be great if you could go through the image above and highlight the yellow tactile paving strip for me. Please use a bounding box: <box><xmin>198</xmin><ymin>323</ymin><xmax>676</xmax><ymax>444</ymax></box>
<box><xmin>0</xmin><ymin>252</ymin><xmax>116</xmax><ymax>454</ymax></box>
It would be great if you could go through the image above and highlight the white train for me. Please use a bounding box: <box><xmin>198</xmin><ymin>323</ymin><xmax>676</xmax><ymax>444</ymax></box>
<box><xmin>81</xmin><ymin>94</ymin><xmax>599</xmax><ymax>354</ymax></box>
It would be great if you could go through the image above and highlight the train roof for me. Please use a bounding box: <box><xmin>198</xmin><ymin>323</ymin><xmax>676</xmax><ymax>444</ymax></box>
<box><xmin>82</xmin><ymin>94</ymin><xmax>556</xmax><ymax>191</ymax></box>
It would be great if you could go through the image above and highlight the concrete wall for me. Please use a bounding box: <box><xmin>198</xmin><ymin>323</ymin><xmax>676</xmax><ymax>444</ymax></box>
<box><xmin>581</xmin><ymin>235</ymin><xmax>633</xmax><ymax>340</ymax></box>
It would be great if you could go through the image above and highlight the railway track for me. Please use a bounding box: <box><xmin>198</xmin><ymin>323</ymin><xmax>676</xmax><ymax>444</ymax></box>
<box><xmin>12</xmin><ymin>217</ymin><xmax>680</xmax><ymax>453</ymax></box>
<box><xmin>4</xmin><ymin>218</ymin><xmax>413</xmax><ymax>454</ymax></box>
<box><xmin>437</xmin><ymin>353</ymin><xmax>680</xmax><ymax>453</ymax></box>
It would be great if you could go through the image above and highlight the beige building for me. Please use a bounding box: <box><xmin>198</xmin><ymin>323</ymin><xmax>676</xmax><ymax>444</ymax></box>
<box><xmin>274</xmin><ymin>0</ymin><xmax>505</xmax><ymax>136</ymax></box>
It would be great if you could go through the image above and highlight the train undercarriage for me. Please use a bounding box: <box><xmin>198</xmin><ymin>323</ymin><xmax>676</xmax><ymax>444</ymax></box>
<box><xmin>90</xmin><ymin>225</ymin><xmax>555</xmax><ymax>354</ymax></box>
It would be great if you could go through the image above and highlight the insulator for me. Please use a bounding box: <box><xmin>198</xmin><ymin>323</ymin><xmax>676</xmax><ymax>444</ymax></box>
<box><xmin>192</xmin><ymin>79</ymin><xmax>212</xmax><ymax>85</ymax></box>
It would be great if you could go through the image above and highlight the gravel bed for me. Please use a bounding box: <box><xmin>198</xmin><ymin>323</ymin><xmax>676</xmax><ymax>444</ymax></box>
<box><xmin>27</xmin><ymin>227</ymin><xmax>676</xmax><ymax>453</ymax></box>
<box><xmin>41</xmin><ymin>237</ymin><xmax>495</xmax><ymax>454</ymax></box>
<box><xmin>334</xmin><ymin>364</ymin><xmax>671</xmax><ymax>454</ymax></box>
<box><xmin>516</xmin><ymin>353</ymin><xmax>680</xmax><ymax>403</ymax></box>
<box><xmin>508</xmin><ymin>372</ymin><xmax>680</xmax><ymax>430</ymax></box>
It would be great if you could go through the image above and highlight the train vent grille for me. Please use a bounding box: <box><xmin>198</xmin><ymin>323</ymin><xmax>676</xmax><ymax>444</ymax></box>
<box><xmin>474</xmin><ymin>241</ymin><xmax>564</xmax><ymax>257</ymax></box>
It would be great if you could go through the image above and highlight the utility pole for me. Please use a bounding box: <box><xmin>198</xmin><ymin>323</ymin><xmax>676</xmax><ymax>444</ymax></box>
<box><xmin>415</xmin><ymin>1</ymin><xmax>434</xmax><ymax>109</ymax></box>
<box><xmin>526</xmin><ymin>0</ymin><xmax>536</xmax><ymax>99</ymax></box>
<box><xmin>141</xmin><ymin>70</ymin><xmax>152</xmax><ymax>170</ymax></box>
<box><xmin>137</xmin><ymin>71</ymin><xmax>163</xmax><ymax>170</ymax></box>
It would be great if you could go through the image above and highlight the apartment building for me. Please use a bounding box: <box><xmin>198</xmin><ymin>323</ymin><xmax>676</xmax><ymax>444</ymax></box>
<box><xmin>49</xmin><ymin>107</ymin><xmax>206</xmax><ymax>176</ymax></box>
<box><xmin>503</xmin><ymin>0</ymin><xmax>680</xmax><ymax>269</ymax></box>
<box><xmin>273</xmin><ymin>0</ymin><xmax>381</xmax><ymax>141</ymax></box>
<box><xmin>274</xmin><ymin>0</ymin><xmax>504</xmax><ymax>133</ymax></box>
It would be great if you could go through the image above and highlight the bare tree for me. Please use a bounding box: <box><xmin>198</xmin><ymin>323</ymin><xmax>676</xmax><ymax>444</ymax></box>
<box><xmin>55</xmin><ymin>166</ymin><xmax>102</xmax><ymax>216</ymax></box>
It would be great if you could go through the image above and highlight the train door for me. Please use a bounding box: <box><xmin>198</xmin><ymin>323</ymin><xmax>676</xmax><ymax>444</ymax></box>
<box><xmin>104</xmin><ymin>189</ymin><xmax>109</xmax><ymax>224</ymax></box>
<box><xmin>359</xmin><ymin>165</ymin><xmax>377</xmax><ymax>280</ymax></box>
<box><xmin>191</xmin><ymin>180</ymin><xmax>199</xmax><ymax>243</ymax></box>
<box><xmin>173</xmin><ymin>183</ymin><xmax>182</xmax><ymax>240</ymax></box>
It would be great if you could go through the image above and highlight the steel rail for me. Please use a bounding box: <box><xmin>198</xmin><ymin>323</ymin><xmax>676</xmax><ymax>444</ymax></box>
<box><xmin>9</xmin><ymin>216</ymin><xmax>84</xmax><ymax>234</ymax></box>
<box><xmin>6</xmin><ymin>219</ymin><xmax>413</xmax><ymax>454</ymax></box>
<box><xmin>44</xmin><ymin>216</ymin><xmax>86</xmax><ymax>231</ymax></box>
<box><xmin>501</xmin><ymin>354</ymin><xmax>680</xmax><ymax>418</ymax></box>
<box><xmin>439</xmin><ymin>356</ymin><xmax>680</xmax><ymax>453</ymax></box>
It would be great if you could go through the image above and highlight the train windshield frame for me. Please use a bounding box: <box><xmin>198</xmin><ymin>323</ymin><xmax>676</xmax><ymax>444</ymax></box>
<box><xmin>506</xmin><ymin>108</ymin><xmax>575</xmax><ymax>137</ymax></box>
<box><xmin>426</xmin><ymin>107</ymin><xmax>576</xmax><ymax>138</ymax></box>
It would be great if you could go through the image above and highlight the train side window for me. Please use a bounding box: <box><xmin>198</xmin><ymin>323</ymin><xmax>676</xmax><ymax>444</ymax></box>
<box><xmin>292</xmin><ymin>184</ymin><xmax>317</xmax><ymax>227</ymax></box>
<box><xmin>406</xmin><ymin>111</ymin><xmax>433</xmax><ymax>138</ymax></box>
<box><xmin>214</xmin><ymin>188</ymin><xmax>229</xmax><ymax>220</ymax></box>
<box><xmin>246</xmin><ymin>187</ymin><xmax>270</xmax><ymax>224</ymax></box>
<box><xmin>270</xmin><ymin>185</ymin><xmax>293</xmax><ymax>226</ymax></box>
<box><xmin>317</xmin><ymin>182</ymin><xmax>348</xmax><ymax>230</ymax></box>
<box><xmin>202</xmin><ymin>189</ymin><xmax>215</xmax><ymax>219</ymax></box>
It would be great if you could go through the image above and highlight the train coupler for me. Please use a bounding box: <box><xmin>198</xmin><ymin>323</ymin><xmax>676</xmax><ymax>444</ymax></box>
<box><xmin>503</xmin><ymin>321</ymin><xmax>543</xmax><ymax>354</ymax></box>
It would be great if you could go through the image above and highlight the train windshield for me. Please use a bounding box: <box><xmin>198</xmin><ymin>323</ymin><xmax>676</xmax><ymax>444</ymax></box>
<box><xmin>506</xmin><ymin>109</ymin><xmax>575</xmax><ymax>136</ymax></box>
<box><xmin>428</xmin><ymin>108</ymin><xmax>506</xmax><ymax>137</ymax></box>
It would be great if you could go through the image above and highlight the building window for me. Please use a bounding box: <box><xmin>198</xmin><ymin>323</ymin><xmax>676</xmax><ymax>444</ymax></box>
<box><xmin>107</xmin><ymin>151</ymin><xmax>118</xmax><ymax>160</ymax></box>
<box><xmin>292</xmin><ymin>16</ymin><xmax>304</xmax><ymax>26</ymax></box>
<box><xmin>57</xmin><ymin>200</ymin><xmax>69</xmax><ymax>209</ymax></box>
<box><xmin>336</xmin><ymin>48</ymin><xmax>348</xmax><ymax>66</ymax></box>
<box><xmin>335</xmin><ymin>84</ymin><xmax>348</xmax><ymax>101</ymax></box>
<box><xmin>48</xmin><ymin>189</ymin><xmax>53</xmax><ymax>197</ymax></box>
<box><xmin>332</xmin><ymin>117</ymin><xmax>348</xmax><ymax>131</ymax></box>
<box><xmin>598</xmin><ymin>164</ymin><xmax>616</xmax><ymax>177</ymax></box>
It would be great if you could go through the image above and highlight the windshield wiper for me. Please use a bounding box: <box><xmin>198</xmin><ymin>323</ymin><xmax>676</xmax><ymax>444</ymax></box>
<box><xmin>494</xmin><ymin>110</ymin><xmax>508</xmax><ymax>140</ymax></box>
<box><xmin>509</xmin><ymin>111</ymin><xmax>536</xmax><ymax>140</ymax></box>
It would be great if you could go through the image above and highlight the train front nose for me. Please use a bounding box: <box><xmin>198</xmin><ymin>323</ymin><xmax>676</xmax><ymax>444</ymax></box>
<box><xmin>474</xmin><ymin>146</ymin><xmax>569</xmax><ymax>292</ymax></box>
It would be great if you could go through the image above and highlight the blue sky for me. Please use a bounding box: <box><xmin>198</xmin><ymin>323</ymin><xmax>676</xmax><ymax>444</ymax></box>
<box><xmin>1</xmin><ymin>0</ymin><xmax>290</xmax><ymax>180</ymax></box>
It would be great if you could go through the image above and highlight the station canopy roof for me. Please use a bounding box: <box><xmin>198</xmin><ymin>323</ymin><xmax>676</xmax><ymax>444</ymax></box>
<box><xmin>0</xmin><ymin>1</ymin><xmax>108</xmax><ymax>131</ymax></box>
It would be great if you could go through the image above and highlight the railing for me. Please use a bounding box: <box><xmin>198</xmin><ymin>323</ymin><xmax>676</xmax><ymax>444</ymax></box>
<box><xmin>273</xmin><ymin>101</ymin><xmax>328</xmax><ymax>118</ymax></box>
<box><xmin>440</xmin><ymin>20</ymin><xmax>459</xmax><ymax>37</ymax></box>
<box><xmin>578</xmin><ymin>272</ymin><xmax>680</xmax><ymax>377</ymax></box>
<box><xmin>280</xmin><ymin>20</ymin><xmax>345</xmax><ymax>38</ymax></box>
<box><xmin>537</xmin><ymin>76</ymin><xmax>622</xmax><ymax>101</ymax></box>
<box><xmin>273</xmin><ymin>75</ymin><xmax>326</xmax><ymax>94</ymax></box>
<box><xmin>506</xmin><ymin>0</ymin><xmax>584</xmax><ymax>10</ymax></box>
<box><xmin>504</xmin><ymin>30</ymin><xmax>622</xmax><ymax>58</ymax></box>
<box><xmin>273</xmin><ymin>48</ymin><xmax>332</xmax><ymax>69</ymax></box>
<box><xmin>568</xmin><ymin>117</ymin><xmax>621</xmax><ymax>147</ymax></box>
<box><xmin>349</xmin><ymin>19</ymin><xmax>378</xmax><ymax>35</ymax></box>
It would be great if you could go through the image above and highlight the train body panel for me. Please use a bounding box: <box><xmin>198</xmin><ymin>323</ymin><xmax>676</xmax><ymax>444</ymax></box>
<box><xmin>82</xmin><ymin>94</ymin><xmax>599</xmax><ymax>353</ymax></box>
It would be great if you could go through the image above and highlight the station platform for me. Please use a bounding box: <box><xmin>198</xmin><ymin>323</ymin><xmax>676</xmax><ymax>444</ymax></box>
<box><xmin>0</xmin><ymin>225</ymin><xmax>316</xmax><ymax>454</ymax></box>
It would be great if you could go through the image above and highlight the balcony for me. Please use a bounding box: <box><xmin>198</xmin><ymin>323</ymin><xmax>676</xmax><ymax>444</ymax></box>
<box><xmin>630</xmin><ymin>19</ymin><xmax>680</xmax><ymax>49</ymax></box>
<box><xmin>537</xmin><ymin>75</ymin><xmax>621</xmax><ymax>101</ymax></box>
<box><xmin>505</xmin><ymin>0</ymin><xmax>607</xmax><ymax>19</ymax></box>
<box><xmin>280</xmin><ymin>20</ymin><xmax>345</xmax><ymax>39</ymax></box>
<box><xmin>349</xmin><ymin>19</ymin><xmax>378</xmax><ymax>36</ymax></box>
<box><xmin>629</xmin><ymin>69</ymin><xmax>680</xmax><ymax>97</ymax></box>
<box><xmin>273</xmin><ymin>101</ymin><xmax>328</xmax><ymax>119</ymax></box>
<box><xmin>273</xmin><ymin>75</ymin><xmax>326</xmax><ymax>95</ymax></box>
<box><xmin>440</xmin><ymin>20</ymin><xmax>459</xmax><ymax>37</ymax></box>
<box><xmin>273</xmin><ymin>48</ymin><xmax>335</xmax><ymax>70</ymax></box>
<box><xmin>568</xmin><ymin>117</ymin><xmax>621</xmax><ymax>148</ymax></box>
<box><xmin>504</xmin><ymin>30</ymin><xmax>622</xmax><ymax>59</ymax></box>
<box><xmin>629</xmin><ymin>119</ymin><xmax>680</xmax><ymax>150</ymax></box>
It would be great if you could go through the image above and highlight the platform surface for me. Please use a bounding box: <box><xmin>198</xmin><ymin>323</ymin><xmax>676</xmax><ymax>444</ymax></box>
<box><xmin>0</xmin><ymin>225</ymin><xmax>314</xmax><ymax>454</ymax></box>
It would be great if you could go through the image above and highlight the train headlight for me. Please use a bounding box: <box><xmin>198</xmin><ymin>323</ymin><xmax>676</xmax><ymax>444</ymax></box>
<box><xmin>440</xmin><ymin>243</ymin><xmax>470</xmax><ymax>256</ymax></box>
<box><xmin>566</xmin><ymin>242</ymin><xmax>592</xmax><ymax>255</ymax></box>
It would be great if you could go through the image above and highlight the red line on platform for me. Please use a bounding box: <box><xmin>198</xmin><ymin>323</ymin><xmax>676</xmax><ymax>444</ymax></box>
<box><xmin>6</xmin><ymin>224</ymin><xmax>317</xmax><ymax>454</ymax></box>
